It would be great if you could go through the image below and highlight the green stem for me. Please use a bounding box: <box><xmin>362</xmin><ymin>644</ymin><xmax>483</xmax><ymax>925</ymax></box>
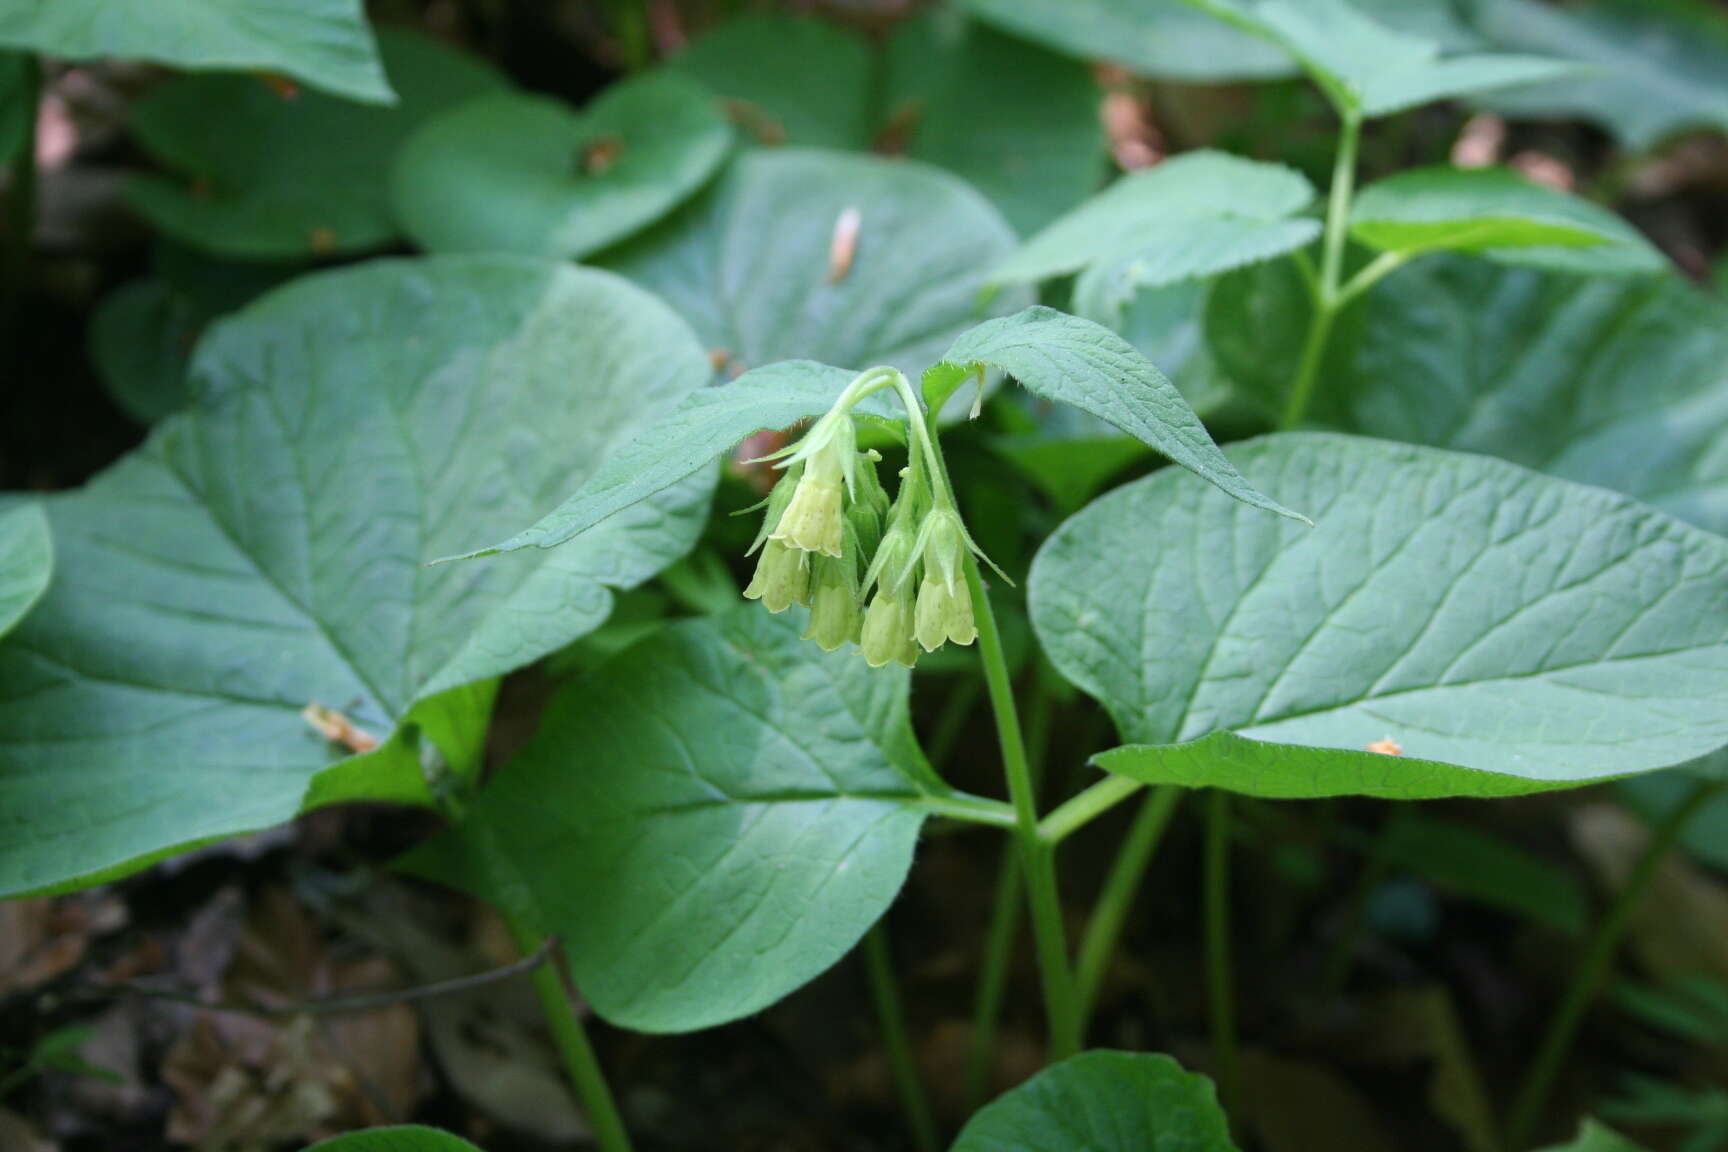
<box><xmin>3</xmin><ymin>53</ymin><xmax>40</xmax><ymax>347</ymax></box>
<box><xmin>506</xmin><ymin>918</ymin><xmax>635</xmax><ymax>1152</ymax></box>
<box><xmin>962</xmin><ymin>677</ymin><xmax>1055</xmax><ymax>1110</ymax></box>
<box><xmin>965</xmin><ymin>559</ymin><xmax>1081</xmax><ymax>1062</ymax></box>
<box><xmin>919</xmin><ymin>791</ymin><xmax>1018</xmax><ymax>829</ymax></box>
<box><xmin>1280</xmin><ymin>111</ymin><xmax>1361</xmax><ymax>431</ymax></box>
<box><xmin>864</xmin><ymin>924</ymin><xmax>939</xmax><ymax>1152</ymax></box>
<box><xmin>1204</xmin><ymin>791</ymin><xmax>1239</xmax><ymax>1113</ymax></box>
<box><xmin>1505</xmin><ymin>780</ymin><xmax>1723</xmax><ymax>1149</ymax></box>
<box><xmin>1074</xmin><ymin>786</ymin><xmax>1184</xmax><ymax>1027</ymax></box>
<box><xmin>1040</xmin><ymin>774</ymin><xmax>1144</xmax><ymax>846</ymax></box>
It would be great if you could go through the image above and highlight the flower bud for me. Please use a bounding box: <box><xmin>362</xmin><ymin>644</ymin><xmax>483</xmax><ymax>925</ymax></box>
<box><xmin>845</xmin><ymin>451</ymin><xmax>889</xmax><ymax>560</ymax></box>
<box><xmin>914</xmin><ymin>572</ymin><xmax>977</xmax><ymax>651</ymax></box>
<box><xmin>860</xmin><ymin>591</ymin><xmax>919</xmax><ymax>668</ymax></box>
<box><xmin>804</xmin><ymin>555</ymin><xmax>862</xmax><ymax>652</ymax></box>
<box><xmin>743</xmin><ymin>538</ymin><xmax>810</xmax><ymax>613</ymax></box>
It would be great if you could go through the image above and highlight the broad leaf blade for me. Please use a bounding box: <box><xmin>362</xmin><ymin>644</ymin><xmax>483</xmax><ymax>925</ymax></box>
<box><xmin>0</xmin><ymin>256</ymin><xmax>712</xmax><ymax>897</ymax></box>
<box><xmin>0</xmin><ymin>503</ymin><xmax>51</xmax><ymax>641</ymax></box>
<box><xmin>1032</xmin><ymin>433</ymin><xmax>1728</xmax><ymax>796</ymax></box>
<box><xmin>953</xmin><ymin>1050</ymin><xmax>1237</xmax><ymax>1151</ymax></box>
<box><xmin>303</xmin><ymin>1129</ymin><xmax>484</xmax><ymax>1152</ymax></box>
<box><xmin>392</xmin><ymin>69</ymin><xmax>732</xmax><ymax>260</ymax></box>
<box><xmin>1350</xmin><ymin>166</ymin><xmax>1664</xmax><ymax>273</ymax></box>
<box><xmin>991</xmin><ymin>150</ymin><xmax>1316</xmax><ymax>286</ymax></box>
<box><xmin>126</xmin><ymin>28</ymin><xmax>503</xmax><ymax>259</ymax></box>
<box><xmin>0</xmin><ymin>0</ymin><xmax>393</xmax><ymax>104</ymax></box>
<box><xmin>599</xmin><ymin>148</ymin><xmax>1030</xmax><ymax>382</ymax></box>
<box><xmin>403</xmin><ymin>609</ymin><xmax>937</xmax><ymax>1033</ymax></box>
<box><xmin>937</xmin><ymin>307</ymin><xmax>1306</xmax><ymax>523</ymax></box>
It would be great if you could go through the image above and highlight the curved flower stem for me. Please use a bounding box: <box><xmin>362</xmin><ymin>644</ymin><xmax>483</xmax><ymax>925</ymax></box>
<box><xmin>864</xmin><ymin>923</ymin><xmax>940</xmax><ymax>1152</ymax></box>
<box><xmin>1506</xmin><ymin>780</ymin><xmax>1724</xmax><ymax>1149</ymax></box>
<box><xmin>1205</xmin><ymin>790</ymin><xmax>1239</xmax><ymax>1112</ymax></box>
<box><xmin>1074</xmin><ymin>785</ymin><xmax>1184</xmax><ymax>1027</ymax></box>
<box><xmin>1039</xmin><ymin>775</ymin><xmax>1145</xmax><ymax>846</ymax></box>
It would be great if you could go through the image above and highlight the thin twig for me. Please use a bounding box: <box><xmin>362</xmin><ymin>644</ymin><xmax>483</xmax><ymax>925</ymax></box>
<box><xmin>80</xmin><ymin>936</ymin><xmax>557</xmax><ymax>1018</ymax></box>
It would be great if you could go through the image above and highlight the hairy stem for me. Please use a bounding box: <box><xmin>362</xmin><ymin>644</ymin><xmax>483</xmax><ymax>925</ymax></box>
<box><xmin>864</xmin><ymin>924</ymin><xmax>939</xmax><ymax>1152</ymax></box>
<box><xmin>1280</xmin><ymin>111</ymin><xmax>1361</xmax><ymax>430</ymax></box>
<box><xmin>1075</xmin><ymin>786</ymin><xmax>1184</xmax><ymax>1027</ymax></box>
<box><xmin>507</xmin><ymin>918</ymin><xmax>635</xmax><ymax>1152</ymax></box>
<box><xmin>1506</xmin><ymin>780</ymin><xmax>1723</xmax><ymax>1148</ymax></box>
<box><xmin>1205</xmin><ymin>790</ymin><xmax>1239</xmax><ymax>1112</ymax></box>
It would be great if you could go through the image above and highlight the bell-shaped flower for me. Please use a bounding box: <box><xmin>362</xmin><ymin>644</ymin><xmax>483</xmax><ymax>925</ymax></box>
<box><xmin>770</xmin><ymin>413</ymin><xmax>857</xmax><ymax>557</ymax></box>
<box><xmin>744</xmin><ymin>538</ymin><xmax>810</xmax><ymax>613</ymax></box>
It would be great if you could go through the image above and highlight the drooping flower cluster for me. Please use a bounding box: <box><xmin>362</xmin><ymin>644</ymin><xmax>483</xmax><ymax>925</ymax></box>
<box><xmin>743</xmin><ymin>372</ymin><xmax>988</xmax><ymax>668</ymax></box>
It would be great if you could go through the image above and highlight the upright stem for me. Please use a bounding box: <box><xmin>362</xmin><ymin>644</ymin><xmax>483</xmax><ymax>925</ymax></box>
<box><xmin>1074</xmin><ymin>786</ymin><xmax>1184</xmax><ymax>1027</ymax></box>
<box><xmin>965</xmin><ymin>559</ymin><xmax>1081</xmax><ymax>1061</ymax></box>
<box><xmin>864</xmin><ymin>924</ymin><xmax>939</xmax><ymax>1152</ymax></box>
<box><xmin>506</xmin><ymin>918</ymin><xmax>635</xmax><ymax>1152</ymax></box>
<box><xmin>1505</xmin><ymin>780</ymin><xmax>1723</xmax><ymax>1149</ymax></box>
<box><xmin>1204</xmin><ymin>791</ymin><xmax>1239</xmax><ymax>1112</ymax></box>
<box><xmin>3</xmin><ymin>54</ymin><xmax>40</xmax><ymax>348</ymax></box>
<box><xmin>1280</xmin><ymin>111</ymin><xmax>1361</xmax><ymax>431</ymax></box>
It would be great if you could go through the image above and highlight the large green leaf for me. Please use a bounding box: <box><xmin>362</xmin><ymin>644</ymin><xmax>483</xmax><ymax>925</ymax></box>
<box><xmin>598</xmin><ymin>148</ymin><xmax>1029</xmax><ymax>381</ymax></box>
<box><xmin>0</xmin><ymin>256</ymin><xmax>712</xmax><ymax>897</ymax></box>
<box><xmin>961</xmin><ymin>0</ymin><xmax>1297</xmax><ymax>82</ymax></box>
<box><xmin>1179</xmin><ymin>0</ymin><xmax>1577</xmax><ymax>118</ymax></box>
<box><xmin>991</xmin><ymin>149</ymin><xmax>1320</xmax><ymax>290</ymax></box>
<box><xmin>126</xmin><ymin>28</ymin><xmax>503</xmax><ymax>259</ymax></box>
<box><xmin>1467</xmin><ymin>0</ymin><xmax>1728</xmax><ymax>150</ymax></box>
<box><xmin>89</xmin><ymin>280</ymin><xmax>203</xmax><ymax>425</ymax></box>
<box><xmin>1332</xmin><ymin>257</ymin><xmax>1728</xmax><ymax>536</ymax></box>
<box><xmin>936</xmin><ymin>307</ymin><xmax>1306</xmax><ymax>523</ymax></box>
<box><xmin>0</xmin><ymin>503</ymin><xmax>51</xmax><ymax>641</ymax></box>
<box><xmin>1349</xmin><ymin>166</ymin><xmax>1665</xmax><ymax>274</ymax></box>
<box><xmin>403</xmin><ymin>608</ymin><xmax>959</xmax><ymax>1033</ymax></box>
<box><xmin>1203</xmin><ymin>254</ymin><xmax>1362</xmax><ymax>423</ymax></box>
<box><xmin>1033</xmin><ymin>434</ymin><xmax>1728</xmax><ymax>797</ymax></box>
<box><xmin>0</xmin><ymin>0</ymin><xmax>391</xmax><ymax>104</ymax></box>
<box><xmin>675</xmin><ymin>10</ymin><xmax>1104</xmax><ymax>236</ymax></box>
<box><xmin>951</xmin><ymin>1051</ymin><xmax>1237</xmax><ymax>1151</ymax></box>
<box><xmin>303</xmin><ymin>1129</ymin><xmax>484</xmax><ymax>1152</ymax></box>
<box><xmin>391</xmin><ymin>68</ymin><xmax>731</xmax><ymax>260</ymax></box>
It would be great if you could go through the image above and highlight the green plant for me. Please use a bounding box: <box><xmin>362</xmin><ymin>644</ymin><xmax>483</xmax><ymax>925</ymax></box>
<box><xmin>3</xmin><ymin>1</ymin><xmax>1728</xmax><ymax>1150</ymax></box>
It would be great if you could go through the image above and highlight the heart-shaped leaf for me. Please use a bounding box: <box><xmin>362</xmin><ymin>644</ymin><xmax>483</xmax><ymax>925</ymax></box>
<box><xmin>303</xmin><ymin>1129</ymin><xmax>484</xmax><ymax>1152</ymax></box>
<box><xmin>1033</xmin><ymin>433</ymin><xmax>1728</xmax><ymax>797</ymax></box>
<box><xmin>403</xmin><ymin>608</ymin><xmax>967</xmax><ymax>1033</ymax></box>
<box><xmin>936</xmin><ymin>307</ymin><xmax>1306</xmax><ymax>523</ymax></box>
<box><xmin>126</xmin><ymin>28</ymin><xmax>504</xmax><ymax>259</ymax></box>
<box><xmin>991</xmin><ymin>150</ymin><xmax>1318</xmax><ymax>288</ymax></box>
<box><xmin>599</xmin><ymin>148</ymin><xmax>1029</xmax><ymax>381</ymax></box>
<box><xmin>1176</xmin><ymin>0</ymin><xmax>1578</xmax><ymax>118</ymax></box>
<box><xmin>392</xmin><ymin>69</ymin><xmax>731</xmax><ymax>260</ymax></box>
<box><xmin>1331</xmin><ymin>257</ymin><xmax>1728</xmax><ymax>536</ymax></box>
<box><xmin>1469</xmin><ymin>0</ymin><xmax>1728</xmax><ymax>150</ymax></box>
<box><xmin>961</xmin><ymin>0</ymin><xmax>1297</xmax><ymax>82</ymax></box>
<box><xmin>0</xmin><ymin>503</ymin><xmax>51</xmax><ymax>641</ymax></box>
<box><xmin>0</xmin><ymin>255</ymin><xmax>713</xmax><ymax>897</ymax></box>
<box><xmin>1350</xmin><ymin>167</ymin><xmax>1665</xmax><ymax>273</ymax></box>
<box><xmin>952</xmin><ymin>1051</ymin><xmax>1237</xmax><ymax>1151</ymax></box>
<box><xmin>673</xmin><ymin>11</ymin><xmax>1105</xmax><ymax>235</ymax></box>
<box><xmin>0</xmin><ymin>0</ymin><xmax>392</xmax><ymax>104</ymax></box>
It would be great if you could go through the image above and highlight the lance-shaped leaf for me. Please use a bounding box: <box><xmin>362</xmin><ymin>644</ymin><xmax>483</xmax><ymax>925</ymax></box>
<box><xmin>599</xmin><ymin>148</ymin><xmax>1030</xmax><ymax>381</ymax></box>
<box><xmin>672</xmin><ymin>10</ymin><xmax>1104</xmax><ymax>236</ymax></box>
<box><xmin>0</xmin><ymin>0</ymin><xmax>392</xmax><ymax>104</ymax></box>
<box><xmin>934</xmin><ymin>307</ymin><xmax>1306</xmax><ymax>523</ymax></box>
<box><xmin>402</xmin><ymin>608</ymin><xmax>972</xmax><ymax>1033</ymax></box>
<box><xmin>1176</xmin><ymin>0</ymin><xmax>1578</xmax><ymax>119</ymax></box>
<box><xmin>391</xmin><ymin>69</ymin><xmax>731</xmax><ymax>261</ymax></box>
<box><xmin>1332</xmin><ymin>257</ymin><xmax>1728</xmax><ymax>536</ymax></box>
<box><xmin>1469</xmin><ymin>0</ymin><xmax>1728</xmax><ymax>151</ymax></box>
<box><xmin>303</xmin><ymin>1129</ymin><xmax>485</xmax><ymax>1152</ymax></box>
<box><xmin>952</xmin><ymin>1051</ymin><xmax>1237</xmax><ymax>1152</ymax></box>
<box><xmin>0</xmin><ymin>503</ymin><xmax>51</xmax><ymax>641</ymax></box>
<box><xmin>1350</xmin><ymin>167</ymin><xmax>1665</xmax><ymax>274</ymax></box>
<box><xmin>961</xmin><ymin>0</ymin><xmax>1297</xmax><ymax>82</ymax></box>
<box><xmin>443</xmin><ymin>360</ymin><xmax>907</xmax><ymax>560</ymax></box>
<box><xmin>1032</xmin><ymin>433</ymin><xmax>1728</xmax><ymax>799</ymax></box>
<box><xmin>126</xmin><ymin>28</ymin><xmax>504</xmax><ymax>259</ymax></box>
<box><xmin>0</xmin><ymin>256</ymin><xmax>713</xmax><ymax>898</ymax></box>
<box><xmin>990</xmin><ymin>150</ymin><xmax>1318</xmax><ymax>289</ymax></box>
